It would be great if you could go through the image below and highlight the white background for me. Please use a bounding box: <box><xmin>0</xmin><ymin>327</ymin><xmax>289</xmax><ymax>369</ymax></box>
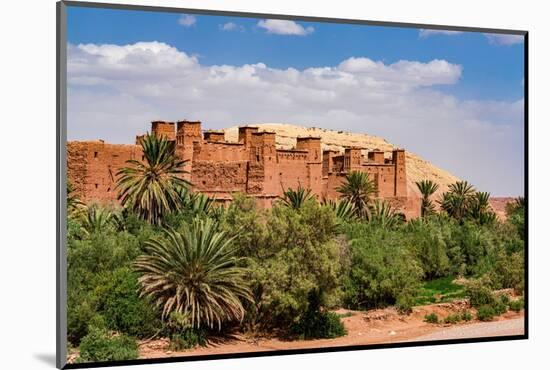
<box><xmin>0</xmin><ymin>0</ymin><xmax>546</xmax><ymax>368</ymax></box>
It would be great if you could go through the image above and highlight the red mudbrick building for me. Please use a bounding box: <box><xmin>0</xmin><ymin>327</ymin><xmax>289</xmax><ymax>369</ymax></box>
<box><xmin>68</xmin><ymin>120</ymin><xmax>419</xmax><ymax>218</ymax></box>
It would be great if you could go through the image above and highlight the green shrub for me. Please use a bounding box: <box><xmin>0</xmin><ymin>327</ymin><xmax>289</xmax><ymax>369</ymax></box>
<box><xmin>77</xmin><ymin>327</ymin><xmax>138</xmax><ymax>363</ymax></box>
<box><xmin>443</xmin><ymin>314</ymin><xmax>461</xmax><ymax>324</ymax></box>
<box><xmin>492</xmin><ymin>300</ymin><xmax>508</xmax><ymax>315</ymax></box>
<box><xmin>509</xmin><ymin>299</ymin><xmax>524</xmax><ymax>312</ymax></box>
<box><xmin>293</xmin><ymin>290</ymin><xmax>347</xmax><ymax>339</ymax></box>
<box><xmin>396</xmin><ymin>294</ymin><xmax>415</xmax><ymax>314</ymax></box>
<box><xmin>490</xmin><ymin>250</ymin><xmax>524</xmax><ymax>293</ymax></box>
<box><xmin>476</xmin><ymin>305</ymin><xmax>496</xmax><ymax>321</ymax></box>
<box><xmin>169</xmin><ymin>329</ymin><xmax>207</xmax><ymax>351</ymax></box>
<box><xmin>242</xmin><ymin>202</ymin><xmax>342</xmax><ymax>330</ymax></box>
<box><xmin>499</xmin><ymin>294</ymin><xmax>511</xmax><ymax>306</ymax></box>
<box><xmin>343</xmin><ymin>224</ymin><xmax>423</xmax><ymax>310</ymax></box>
<box><xmin>96</xmin><ymin>267</ymin><xmax>161</xmax><ymax>338</ymax></box>
<box><xmin>465</xmin><ymin>278</ymin><xmax>496</xmax><ymax>307</ymax></box>
<box><xmin>424</xmin><ymin>313</ymin><xmax>439</xmax><ymax>324</ymax></box>
<box><xmin>461</xmin><ymin>311</ymin><xmax>473</xmax><ymax>321</ymax></box>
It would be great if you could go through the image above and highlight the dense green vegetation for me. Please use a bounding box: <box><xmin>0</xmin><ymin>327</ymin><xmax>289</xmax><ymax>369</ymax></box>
<box><xmin>66</xmin><ymin>135</ymin><xmax>525</xmax><ymax>362</ymax></box>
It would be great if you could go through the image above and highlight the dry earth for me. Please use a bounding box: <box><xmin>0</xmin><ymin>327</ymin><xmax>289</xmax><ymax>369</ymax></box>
<box><xmin>489</xmin><ymin>197</ymin><xmax>516</xmax><ymax>221</ymax></box>
<box><xmin>137</xmin><ymin>302</ymin><xmax>524</xmax><ymax>360</ymax></box>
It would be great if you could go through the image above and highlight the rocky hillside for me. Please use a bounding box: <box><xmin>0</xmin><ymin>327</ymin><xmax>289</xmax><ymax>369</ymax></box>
<box><xmin>224</xmin><ymin>123</ymin><xmax>460</xmax><ymax>198</ymax></box>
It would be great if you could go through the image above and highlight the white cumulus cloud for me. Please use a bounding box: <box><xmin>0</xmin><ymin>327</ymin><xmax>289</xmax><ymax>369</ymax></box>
<box><xmin>67</xmin><ymin>41</ymin><xmax>524</xmax><ymax>195</ymax></box>
<box><xmin>257</xmin><ymin>19</ymin><xmax>314</xmax><ymax>36</ymax></box>
<box><xmin>220</xmin><ymin>22</ymin><xmax>244</xmax><ymax>32</ymax></box>
<box><xmin>419</xmin><ymin>29</ymin><xmax>464</xmax><ymax>38</ymax></box>
<box><xmin>178</xmin><ymin>14</ymin><xmax>196</xmax><ymax>27</ymax></box>
<box><xmin>484</xmin><ymin>33</ymin><xmax>524</xmax><ymax>46</ymax></box>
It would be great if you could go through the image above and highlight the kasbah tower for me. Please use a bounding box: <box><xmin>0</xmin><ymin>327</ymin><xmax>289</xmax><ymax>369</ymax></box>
<box><xmin>67</xmin><ymin>120</ymin><xmax>420</xmax><ymax>219</ymax></box>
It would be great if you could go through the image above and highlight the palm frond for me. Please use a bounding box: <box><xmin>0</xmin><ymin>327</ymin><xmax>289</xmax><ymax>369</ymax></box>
<box><xmin>337</xmin><ymin>171</ymin><xmax>377</xmax><ymax>218</ymax></box>
<box><xmin>116</xmin><ymin>133</ymin><xmax>190</xmax><ymax>225</ymax></box>
<box><xmin>134</xmin><ymin>218</ymin><xmax>252</xmax><ymax>329</ymax></box>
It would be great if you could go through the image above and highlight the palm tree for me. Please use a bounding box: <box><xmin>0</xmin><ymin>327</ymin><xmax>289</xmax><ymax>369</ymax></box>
<box><xmin>415</xmin><ymin>180</ymin><xmax>439</xmax><ymax>217</ymax></box>
<box><xmin>439</xmin><ymin>181</ymin><xmax>476</xmax><ymax>221</ymax></box>
<box><xmin>176</xmin><ymin>186</ymin><xmax>215</xmax><ymax>215</ymax></box>
<box><xmin>337</xmin><ymin>171</ymin><xmax>377</xmax><ymax>218</ymax></box>
<box><xmin>322</xmin><ymin>198</ymin><xmax>357</xmax><ymax>222</ymax></box>
<box><xmin>67</xmin><ymin>181</ymin><xmax>85</xmax><ymax>219</ymax></box>
<box><xmin>80</xmin><ymin>204</ymin><xmax>116</xmax><ymax>236</ymax></box>
<box><xmin>116</xmin><ymin>133</ymin><xmax>190</xmax><ymax>225</ymax></box>
<box><xmin>470</xmin><ymin>191</ymin><xmax>497</xmax><ymax>225</ymax></box>
<box><xmin>368</xmin><ymin>200</ymin><xmax>401</xmax><ymax>229</ymax></box>
<box><xmin>134</xmin><ymin>218</ymin><xmax>252</xmax><ymax>329</ymax></box>
<box><xmin>281</xmin><ymin>185</ymin><xmax>314</xmax><ymax>209</ymax></box>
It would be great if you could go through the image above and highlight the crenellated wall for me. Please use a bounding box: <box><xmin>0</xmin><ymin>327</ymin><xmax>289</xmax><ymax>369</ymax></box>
<box><xmin>67</xmin><ymin>120</ymin><xmax>416</xmax><ymax>218</ymax></box>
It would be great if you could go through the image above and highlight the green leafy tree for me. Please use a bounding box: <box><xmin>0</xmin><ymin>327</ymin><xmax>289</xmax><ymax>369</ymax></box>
<box><xmin>506</xmin><ymin>197</ymin><xmax>525</xmax><ymax>240</ymax></box>
<box><xmin>135</xmin><ymin>218</ymin><xmax>252</xmax><ymax>329</ymax></box>
<box><xmin>415</xmin><ymin>180</ymin><xmax>439</xmax><ymax>217</ymax></box>
<box><xmin>116</xmin><ymin>133</ymin><xmax>190</xmax><ymax>225</ymax></box>
<box><xmin>244</xmin><ymin>202</ymin><xmax>342</xmax><ymax>331</ymax></box>
<box><xmin>337</xmin><ymin>171</ymin><xmax>377</xmax><ymax>218</ymax></box>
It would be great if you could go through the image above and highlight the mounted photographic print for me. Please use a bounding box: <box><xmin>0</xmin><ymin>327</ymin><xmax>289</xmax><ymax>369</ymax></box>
<box><xmin>56</xmin><ymin>1</ymin><xmax>528</xmax><ymax>368</ymax></box>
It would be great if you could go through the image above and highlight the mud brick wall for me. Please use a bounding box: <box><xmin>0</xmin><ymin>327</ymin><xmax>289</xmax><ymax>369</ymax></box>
<box><xmin>191</xmin><ymin>161</ymin><xmax>248</xmax><ymax>194</ymax></box>
<box><xmin>66</xmin><ymin>121</ymin><xmax>415</xmax><ymax>217</ymax></box>
<box><xmin>276</xmin><ymin>150</ymin><xmax>310</xmax><ymax>192</ymax></box>
<box><xmin>67</xmin><ymin>141</ymin><xmax>142</xmax><ymax>204</ymax></box>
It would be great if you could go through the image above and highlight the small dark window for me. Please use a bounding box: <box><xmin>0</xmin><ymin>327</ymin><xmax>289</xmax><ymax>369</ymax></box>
<box><xmin>142</xmin><ymin>155</ymin><xmax>145</xmax><ymax>161</ymax></box>
<box><xmin>94</xmin><ymin>152</ymin><xmax>98</xmax><ymax>158</ymax></box>
<box><xmin>202</xmin><ymin>180</ymin><xmax>206</xmax><ymax>185</ymax></box>
<box><xmin>95</xmin><ymin>184</ymin><xmax>98</xmax><ymax>189</ymax></box>
<box><xmin>256</xmin><ymin>155</ymin><xmax>260</xmax><ymax>161</ymax></box>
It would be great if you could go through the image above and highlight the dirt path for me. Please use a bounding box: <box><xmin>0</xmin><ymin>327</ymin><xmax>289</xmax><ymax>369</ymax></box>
<box><xmin>406</xmin><ymin>317</ymin><xmax>524</xmax><ymax>342</ymax></box>
<box><xmin>138</xmin><ymin>303</ymin><xmax>524</xmax><ymax>359</ymax></box>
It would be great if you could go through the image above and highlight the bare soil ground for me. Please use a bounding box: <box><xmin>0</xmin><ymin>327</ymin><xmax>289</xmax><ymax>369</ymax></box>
<box><xmin>138</xmin><ymin>302</ymin><xmax>524</xmax><ymax>359</ymax></box>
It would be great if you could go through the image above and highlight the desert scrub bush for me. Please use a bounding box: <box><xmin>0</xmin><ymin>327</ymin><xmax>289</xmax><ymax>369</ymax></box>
<box><xmin>461</xmin><ymin>311</ymin><xmax>473</xmax><ymax>321</ymax></box>
<box><xmin>77</xmin><ymin>327</ymin><xmax>138</xmax><ymax>363</ymax></box>
<box><xmin>443</xmin><ymin>314</ymin><xmax>461</xmax><ymax>324</ymax></box>
<box><xmin>465</xmin><ymin>278</ymin><xmax>496</xmax><ymax>307</ymax></box>
<box><xmin>424</xmin><ymin>313</ymin><xmax>439</xmax><ymax>324</ymax></box>
<box><xmin>169</xmin><ymin>329</ymin><xmax>207</xmax><ymax>351</ymax></box>
<box><xmin>489</xmin><ymin>250</ymin><xmax>524</xmax><ymax>293</ymax></box>
<box><xmin>396</xmin><ymin>294</ymin><xmax>415</xmax><ymax>314</ymax></box>
<box><xmin>492</xmin><ymin>300</ymin><xmax>508</xmax><ymax>315</ymax></box>
<box><xmin>165</xmin><ymin>312</ymin><xmax>207</xmax><ymax>350</ymax></box>
<box><xmin>499</xmin><ymin>294</ymin><xmax>511</xmax><ymax>306</ymax></box>
<box><xmin>509</xmin><ymin>299</ymin><xmax>524</xmax><ymax>312</ymax></box>
<box><xmin>476</xmin><ymin>305</ymin><xmax>497</xmax><ymax>322</ymax></box>
<box><xmin>292</xmin><ymin>290</ymin><xmax>347</xmax><ymax>339</ymax></box>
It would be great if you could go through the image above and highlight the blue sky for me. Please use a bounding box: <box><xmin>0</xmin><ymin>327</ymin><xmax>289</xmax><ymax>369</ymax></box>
<box><xmin>68</xmin><ymin>7</ymin><xmax>524</xmax><ymax>102</ymax></box>
<box><xmin>66</xmin><ymin>6</ymin><xmax>525</xmax><ymax>196</ymax></box>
